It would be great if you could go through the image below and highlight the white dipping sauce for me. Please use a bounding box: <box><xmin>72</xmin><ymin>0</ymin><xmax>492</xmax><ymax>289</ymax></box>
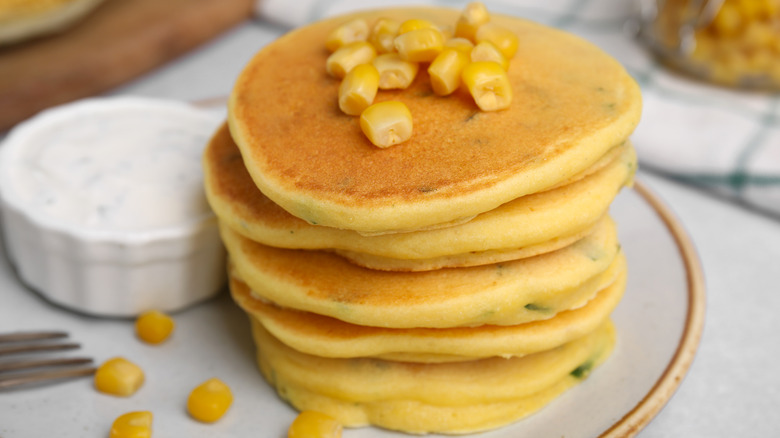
<box><xmin>0</xmin><ymin>98</ymin><xmax>222</xmax><ymax>231</ymax></box>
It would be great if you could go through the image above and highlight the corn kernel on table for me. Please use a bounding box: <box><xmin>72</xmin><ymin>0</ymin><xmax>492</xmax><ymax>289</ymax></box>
<box><xmin>2</xmin><ymin>1</ymin><xmax>780</xmax><ymax>437</ymax></box>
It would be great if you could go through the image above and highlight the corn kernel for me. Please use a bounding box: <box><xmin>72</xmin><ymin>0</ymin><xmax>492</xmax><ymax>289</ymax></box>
<box><xmin>736</xmin><ymin>0</ymin><xmax>764</xmax><ymax>20</ymax></box>
<box><xmin>110</xmin><ymin>411</ymin><xmax>152</xmax><ymax>438</ymax></box>
<box><xmin>470</xmin><ymin>40</ymin><xmax>509</xmax><ymax>70</ymax></box>
<box><xmin>712</xmin><ymin>2</ymin><xmax>743</xmax><ymax>36</ymax></box>
<box><xmin>326</xmin><ymin>41</ymin><xmax>376</xmax><ymax>78</ymax></box>
<box><xmin>438</xmin><ymin>24</ymin><xmax>455</xmax><ymax>40</ymax></box>
<box><xmin>368</xmin><ymin>18</ymin><xmax>400</xmax><ymax>53</ymax></box>
<box><xmin>742</xmin><ymin>20</ymin><xmax>776</xmax><ymax>50</ymax></box>
<box><xmin>288</xmin><ymin>411</ymin><xmax>343</xmax><ymax>438</ymax></box>
<box><xmin>187</xmin><ymin>378</ymin><xmax>233</xmax><ymax>423</ymax></box>
<box><xmin>475</xmin><ymin>23</ymin><xmax>519</xmax><ymax>59</ymax></box>
<box><xmin>339</xmin><ymin>63</ymin><xmax>380</xmax><ymax>115</ymax></box>
<box><xmin>462</xmin><ymin>61</ymin><xmax>512</xmax><ymax>111</ymax></box>
<box><xmin>95</xmin><ymin>357</ymin><xmax>144</xmax><ymax>397</ymax></box>
<box><xmin>135</xmin><ymin>310</ymin><xmax>175</xmax><ymax>345</ymax></box>
<box><xmin>428</xmin><ymin>49</ymin><xmax>470</xmax><ymax>95</ymax></box>
<box><xmin>398</xmin><ymin>18</ymin><xmax>437</xmax><ymax>34</ymax></box>
<box><xmin>394</xmin><ymin>28</ymin><xmax>444</xmax><ymax>62</ymax></box>
<box><xmin>325</xmin><ymin>18</ymin><xmax>369</xmax><ymax>52</ymax></box>
<box><xmin>765</xmin><ymin>0</ymin><xmax>780</xmax><ymax>16</ymax></box>
<box><xmin>444</xmin><ymin>37</ymin><xmax>475</xmax><ymax>55</ymax></box>
<box><xmin>455</xmin><ymin>2</ymin><xmax>491</xmax><ymax>42</ymax></box>
<box><xmin>372</xmin><ymin>53</ymin><xmax>419</xmax><ymax>89</ymax></box>
<box><xmin>360</xmin><ymin>101</ymin><xmax>413</xmax><ymax>148</ymax></box>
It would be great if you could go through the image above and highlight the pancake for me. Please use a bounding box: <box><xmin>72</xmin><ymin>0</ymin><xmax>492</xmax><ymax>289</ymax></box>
<box><xmin>231</xmin><ymin>256</ymin><xmax>625</xmax><ymax>362</ymax></box>
<box><xmin>332</xmin><ymin>218</ymin><xmax>601</xmax><ymax>271</ymax></box>
<box><xmin>204</xmin><ymin>121</ymin><xmax>636</xmax><ymax>269</ymax></box>
<box><xmin>228</xmin><ymin>7</ymin><xmax>642</xmax><ymax>233</ymax></box>
<box><xmin>221</xmin><ymin>215</ymin><xmax>621</xmax><ymax>329</ymax></box>
<box><xmin>252</xmin><ymin>318</ymin><xmax>616</xmax><ymax>434</ymax></box>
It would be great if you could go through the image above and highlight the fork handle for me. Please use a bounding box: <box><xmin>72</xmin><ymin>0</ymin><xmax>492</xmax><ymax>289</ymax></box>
<box><xmin>0</xmin><ymin>342</ymin><xmax>80</xmax><ymax>356</ymax></box>
<box><xmin>0</xmin><ymin>332</ymin><xmax>68</xmax><ymax>343</ymax></box>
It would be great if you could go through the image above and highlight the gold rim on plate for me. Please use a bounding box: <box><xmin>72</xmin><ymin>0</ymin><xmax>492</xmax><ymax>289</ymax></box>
<box><xmin>601</xmin><ymin>180</ymin><xmax>706</xmax><ymax>437</ymax></box>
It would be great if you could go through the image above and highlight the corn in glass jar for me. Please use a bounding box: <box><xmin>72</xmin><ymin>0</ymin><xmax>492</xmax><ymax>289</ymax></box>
<box><xmin>637</xmin><ymin>0</ymin><xmax>780</xmax><ymax>90</ymax></box>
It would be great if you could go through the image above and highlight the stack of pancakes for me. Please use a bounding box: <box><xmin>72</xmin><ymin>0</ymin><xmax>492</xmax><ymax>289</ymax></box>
<box><xmin>204</xmin><ymin>7</ymin><xmax>641</xmax><ymax>435</ymax></box>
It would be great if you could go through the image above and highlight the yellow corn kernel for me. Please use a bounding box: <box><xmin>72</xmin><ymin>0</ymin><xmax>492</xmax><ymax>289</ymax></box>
<box><xmin>712</xmin><ymin>2</ymin><xmax>742</xmax><ymax>37</ymax></box>
<box><xmin>455</xmin><ymin>2</ymin><xmax>490</xmax><ymax>42</ymax></box>
<box><xmin>444</xmin><ymin>37</ymin><xmax>475</xmax><ymax>55</ymax></box>
<box><xmin>187</xmin><ymin>378</ymin><xmax>233</xmax><ymax>423</ymax></box>
<box><xmin>462</xmin><ymin>61</ymin><xmax>512</xmax><ymax>111</ymax></box>
<box><xmin>394</xmin><ymin>28</ymin><xmax>444</xmax><ymax>62</ymax></box>
<box><xmin>368</xmin><ymin>18</ymin><xmax>400</xmax><ymax>53</ymax></box>
<box><xmin>765</xmin><ymin>0</ymin><xmax>780</xmax><ymax>16</ymax></box>
<box><xmin>398</xmin><ymin>18</ymin><xmax>437</xmax><ymax>34</ymax></box>
<box><xmin>326</xmin><ymin>41</ymin><xmax>376</xmax><ymax>78</ymax></box>
<box><xmin>360</xmin><ymin>101</ymin><xmax>413</xmax><ymax>148</ymax></box>
<box><xmin>428</xmin><ymin>49</ymin><xmax>470</xmax><ymax>95</ymax></box>
<box><xmin>288</xmin><ymin>411</ymin><xmax>343</xmax><ymax>438</ymax></box>
<box><xmin>135</xmin><ymin>310</ymin><xmax>174</xmax><ymax>345</ymax></box>
<box><xmin>438</xmin><ymin>24</ymin><xmax>455</xmax><ymax>40</ymax></box>
<box><xmin>325</xmin><ymin>18</ymin><xmax>369</xmax><ymax>52</ymax></box>
<box><xmin>339</xmin><ymin>63</ymin><xmax>380</xmax><ymax>115</ymax></box>
<box><xmin>109</xmin><ymin>411</ymin><xmax>152</xmax><ymax>438</ymax></box>
<box><xmin>372</xmin><ymin>53</ymin><xmax>419</xmax><ymax>89</ymax></box>
<box><xmin>95</xmin><ymin>357</ymin><xmax>144</xmax><ymax>397</ymax></box>
<box><xmin>475</xmin><ymin>23</ymin><xmax>519</xmax><ymax>59</ymax></box>
<box><xmin>470</xmin><ymin>40</ymin><xmax>509</xmax><ymax>70</ymax></box>
<box><xmin>736</xmin><ymin>0</ymin><xmax>765</xmax><ymax>20</ymax></box>
<box><xmin>742</xmin><ymin>20</ymin><xmax>776</xmax><ymax>50</ymax></box>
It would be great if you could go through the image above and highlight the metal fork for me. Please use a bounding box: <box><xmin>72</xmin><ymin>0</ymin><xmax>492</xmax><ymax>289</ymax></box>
<box><xmin>0</xmin><ymin>331</ymin><xmax>96</xmax><ymax>390</ymax></box>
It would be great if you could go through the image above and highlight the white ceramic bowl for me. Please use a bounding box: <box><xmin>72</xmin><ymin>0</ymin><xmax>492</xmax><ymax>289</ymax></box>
<box><xmin>0</xmin><ymin>97</ymin><xmax>227</xmax><ymax>317</ymax></box>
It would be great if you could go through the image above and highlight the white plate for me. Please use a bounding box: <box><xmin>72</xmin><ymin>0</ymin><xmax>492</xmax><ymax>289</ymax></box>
<box><xmin>0</xmin><ymin>180</ymin><xmax>705</xmax><ymax>438</ymax></box>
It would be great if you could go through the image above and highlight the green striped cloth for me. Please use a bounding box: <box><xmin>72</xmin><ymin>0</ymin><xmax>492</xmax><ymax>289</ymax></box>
<box><xmin>254</xmin><ymin>0</ymin><xmax>780</xmax><ymax>217</ymax></box>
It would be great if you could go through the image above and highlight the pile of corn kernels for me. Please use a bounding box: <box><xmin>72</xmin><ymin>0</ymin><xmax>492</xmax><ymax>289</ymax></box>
<box><xmin>654</xmin><ymin>0</ymin><xmax>780</xmax><ymax>89</ymax></box>
<box><xmin>325</xmin><ymin>2</ymin><xmax>519</xmax><ymax>147</ymax></box>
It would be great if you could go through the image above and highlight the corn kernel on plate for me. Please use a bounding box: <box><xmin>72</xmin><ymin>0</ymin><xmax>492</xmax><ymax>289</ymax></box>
<box><xmin>0</xmin><ymin>181</ymin><xmax>704</xmax><ymax>438</ymax></box>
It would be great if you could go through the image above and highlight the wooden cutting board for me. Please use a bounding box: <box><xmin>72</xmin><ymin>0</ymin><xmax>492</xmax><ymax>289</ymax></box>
<box><xmin>0</xmin><ymin>0</ymin><xmax>254</xmax><ymax>132</ymax></box>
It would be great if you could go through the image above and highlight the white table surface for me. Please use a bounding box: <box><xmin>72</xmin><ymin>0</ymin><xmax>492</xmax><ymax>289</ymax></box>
<box><xmin>2</xmin><ymin>15</ymin><xmax>780</xmax><ymax>438</ymax></box>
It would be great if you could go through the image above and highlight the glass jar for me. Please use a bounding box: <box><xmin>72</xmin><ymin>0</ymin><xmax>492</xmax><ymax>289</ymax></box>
<box><xmin>637</xmin><ymin>0</ymin><xmax>780</xmax><ymax>90</ymax></box>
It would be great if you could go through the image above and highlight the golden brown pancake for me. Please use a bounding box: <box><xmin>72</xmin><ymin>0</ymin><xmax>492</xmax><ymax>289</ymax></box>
<box><xmin>251</xmin><ymin>318</ymin><xmax>616</xmax><ymax>434</ymax></box>
<box><xmin>228</xmin><ymin>8</ymin><xmax>642</xmax><ymax>233</ymax></box>
<box><xmin>231</xmin><ymin>257</ymin><xmax>625</xmax><ymax>362</ymax></box>
<box><xmin>204</xmin><ymin>122</ymin><xmax>636</xmax><ymax>270</ymax></box>
<box><xmin>331</xmin><ymin>218</ymin><xmax>601</xmax><ymax>271</ymax></box>
<box><xmin>221</xmin><ymin>215</ymin><xmax>621</xmax><ymax>329</ymax></box>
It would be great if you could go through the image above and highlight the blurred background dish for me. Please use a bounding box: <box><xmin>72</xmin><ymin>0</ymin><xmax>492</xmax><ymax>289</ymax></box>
<box><xmin>0</xmin><ymin>0</ymin><xmax>106</xmax><ymax>45</ymax></box>
<box><xmin>636</xmin><ymin>0</ymin><xmax>780</xmax><ymax>90</ymax></box>
<box><xmin>0</xmin><ymin>0</ymin><xmax>254</xmax><ymax>132</ymax></box>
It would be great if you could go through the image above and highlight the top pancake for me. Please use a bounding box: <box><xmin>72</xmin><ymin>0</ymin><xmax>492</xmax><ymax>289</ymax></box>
<box><xmin>228</xmin><ymin>7</ymin><xmax>642</xmax><ymax>233</ymax></box>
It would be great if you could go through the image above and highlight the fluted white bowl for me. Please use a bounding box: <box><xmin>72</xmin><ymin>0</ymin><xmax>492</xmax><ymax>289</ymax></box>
<box><xmin>0</xmin><ymin>97</ymin><xmax>226</xmax><ymax>317</ymax></box>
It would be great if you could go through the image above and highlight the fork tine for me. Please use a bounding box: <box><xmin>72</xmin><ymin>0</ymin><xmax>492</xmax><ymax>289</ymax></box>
<box><xmin>0</xmin><ymin>332</ymin><xmax>69</xmax><ymax>343</ymax></box>
<box><xmin>0</xmin><ymin>331</ymin><xmax>95</xmax><ymax>389</ymax></box>
<box><xmin>0</xmin><ymin>342</ymin><xmax>80</xmax><ymax>356</ymax></box>
<box><xmin>0</xmin><ymin>357</ymin><xmax>93</xmax><ymax>373</ymax></box>
<box><xmin>0</xmin><ymin>366</ymin><xmax>97</xmax><ymax>390</ymax></box>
